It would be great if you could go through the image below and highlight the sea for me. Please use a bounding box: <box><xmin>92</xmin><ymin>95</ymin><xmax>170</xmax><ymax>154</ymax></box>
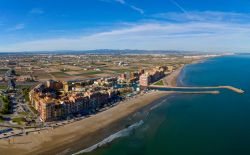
<box><xmin>77</xmin><ymin>54</ymin><xmax>250</xmax><ymax>155</ymax></box>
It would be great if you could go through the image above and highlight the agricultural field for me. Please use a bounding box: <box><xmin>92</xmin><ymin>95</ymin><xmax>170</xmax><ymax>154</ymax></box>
<box><xmin>0</xmin><ymin>53</ymin><xmax>207</xmax><ymax>82</ymax></box>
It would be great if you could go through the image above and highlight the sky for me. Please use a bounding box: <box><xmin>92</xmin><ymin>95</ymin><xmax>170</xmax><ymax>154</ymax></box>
<box><xmin>1</xmin><ymin>0</ymin><xmax>250</xmax><ymax>52</ymax></box>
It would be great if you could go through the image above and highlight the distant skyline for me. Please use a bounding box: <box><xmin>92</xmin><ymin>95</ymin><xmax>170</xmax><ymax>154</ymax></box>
<box><xmin>1</xmin><ymin>0</ymin><xmax>250</xmax><ymax>52</ymax></box>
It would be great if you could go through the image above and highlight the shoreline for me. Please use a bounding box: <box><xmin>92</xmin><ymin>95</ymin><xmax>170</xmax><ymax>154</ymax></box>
<box><xmin>0</xmin><ymin>91</ymin><xmax>176</xmax><ymax>155</ymax></box>
<box><xmin>0</xmin><ymin>64</ymin><xmax>184</xmax><ymax>155</ymax></box>
<box><xmin>162</xmin><ymin>64</ymin><xmax>184</xmax><ymax>87</ymax></box>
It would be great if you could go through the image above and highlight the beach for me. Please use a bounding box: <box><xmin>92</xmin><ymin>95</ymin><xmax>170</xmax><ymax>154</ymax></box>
<box><xmin>0</xmin><ymin>91</ymin><xmax>175</xmax><ymax>155</ymax></box>
<box><xmin>163</xmin><ymin>65</ymin><xmax>184</xmax><ymax>87</ymax></box>
<box><xmin>0</xmin><ymin>66</ymin><xmax>182</xmax><ymax>155</ymax></box>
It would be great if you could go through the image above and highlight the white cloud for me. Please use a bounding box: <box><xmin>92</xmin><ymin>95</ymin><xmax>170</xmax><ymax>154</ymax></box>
<box><xmin>115</xmin><ymin>0</ymin><xmax>125</xmax><ymax>4</ymax></box>
<box><xmin>152</xmin><ymin>11</ymin><xmax>250</xmax><ymax>23</ymax></box>
<box><xmin>170</xmin><ymin>0</ymin><xmax>189</xmax><ymax>15</ymax></box>
<box><xmin>102</xmin><ymin>0</ymin><xmax>144</xmax><ymax>15</ymax></box>
<box><xmin>130</xmin><ymin>5</ymin><xmax>144</xmax><ymax>14</ymax></box>
<box><xmin>29</xmin><ymin>8</ymin><xmax>44</xmax><ymax>14</ymax></box>
<box><xmin>6</xmin><ymin>23</ymin><xmax>25</xmax><ymax>32</ymax></box>
<box><xmin>1</xmin><ymin>21</ymin><xmax>250</xmax><ymax>52</ymax></box>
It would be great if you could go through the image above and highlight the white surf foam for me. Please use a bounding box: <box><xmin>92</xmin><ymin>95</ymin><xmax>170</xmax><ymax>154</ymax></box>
<box><xmin>72</xmin><ymin>120</ymin><xmax>144</xmax><ymax>155</ymax></box>
<box><xmin>150</xmin><ymin>98</ymin><xmax>168</xmax><ymax>111</ymax></box>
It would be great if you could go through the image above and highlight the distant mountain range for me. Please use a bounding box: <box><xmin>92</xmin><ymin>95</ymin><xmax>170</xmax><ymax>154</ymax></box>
<box><xmin>0</xmin><ymin>49</ymin><xmax>228</xmax><ymax>56</ymax></box>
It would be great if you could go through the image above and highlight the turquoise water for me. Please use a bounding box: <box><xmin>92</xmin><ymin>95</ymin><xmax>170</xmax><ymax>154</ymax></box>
<box><xmin>83</xmin><ymin>54</ymin><xmax>250</xmax><ymax>155</ymax></box>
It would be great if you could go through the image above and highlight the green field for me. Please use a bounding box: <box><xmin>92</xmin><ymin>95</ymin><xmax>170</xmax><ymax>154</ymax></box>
<box><xmin>108</xmin><ymin>68</ymin><xmax>136</xmax><ymax>74</ymax></box>
<box><xmin>0</xmin><ymin>95</ymin><xmax>11</xmax><ymax>114</ymax></box>
<box><xmin>0</xmin><ymin>69</ymin><xmax>8</xmax><ymax>74</ymax></box>
<box><xmin>12</xmin><ymin>117</ymin><xmax>25</xmax><ymax>125</ymax></box>
<box><xmin>0</xmin><ymin>85</ymin><xmax>8</xmax><ymax>90</ymax></box>
<box><xmin>51</xmin><ymin>72</ymin><xmax>70</xmax><ymax>77</ymax></box>
<box><xmin>16</xmin><ymin>85</ymin><xmax>32</xmax><ymax>89</ymax></box>
<box><xmin>154</xmin><ymin>80</ymin><xmax>164</xmax><ymax>86</ymax></box>
<box><xmin>76</xmin><ymin>71</ymin><xmax>104</xmax><ymax>76</ymax></box>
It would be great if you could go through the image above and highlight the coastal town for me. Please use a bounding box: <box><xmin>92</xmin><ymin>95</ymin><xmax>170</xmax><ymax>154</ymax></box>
<box><xmin>0</xmin><ymin>53</ymin><xmax>222</xmax><ymax>154</ymax></box>
<box><xmin>29</xmin><ymin>65</ymin><xmax>167</xmax><ymax>122</ymax></box>
<box><xmin>1</xmin><ymin>1</ymin><xmax>250</xmax><ymax>155</ymax></box>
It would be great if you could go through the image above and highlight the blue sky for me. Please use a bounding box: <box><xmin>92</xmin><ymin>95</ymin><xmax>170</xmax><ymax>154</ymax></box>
<box><xmin>1</xmin><ymin>0</ymin><xmax>250</xmax><ymax>52</ymax></box>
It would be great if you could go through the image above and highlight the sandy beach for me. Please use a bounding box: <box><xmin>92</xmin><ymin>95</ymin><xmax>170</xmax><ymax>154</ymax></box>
<box><xmin>163</xmin><ymin>65</ymin><xmax>184</xmax><ymax>87</ymax></box>
<box><xmin>0</xmin><ymin>91</ymin><xmax>174</xmax><ymax>155</ymax></box>
<box><xmin>0</xmin><ymin>66</ymin><xmax>182</xmax><ymax>155</ymax></box>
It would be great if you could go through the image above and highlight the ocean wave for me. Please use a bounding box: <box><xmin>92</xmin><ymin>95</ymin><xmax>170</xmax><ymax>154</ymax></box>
<box><xmin>72</xmin><ymin>120</ymin><xmax>144</xmax><ymax>155</ymax></box>
<box><xmin>150</xmin><ymin>98</ymin><xmax>167</xmax><ymax>111</ymax></box>
<box><xmin>177</xmin><ymin>68</ymin><xmax>186</xmax><ymax>87</ymax></box>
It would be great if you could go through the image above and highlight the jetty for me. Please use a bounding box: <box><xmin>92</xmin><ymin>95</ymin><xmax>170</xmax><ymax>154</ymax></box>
<box><xmin>149</xmin><ymin>85</ymin><xmax>244</xmax><ymax>94</ymax></box>
<box><xmin>171</xmin><ymin>91</ymin><xmax>220</xmax><ymax>95</ymax></box>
